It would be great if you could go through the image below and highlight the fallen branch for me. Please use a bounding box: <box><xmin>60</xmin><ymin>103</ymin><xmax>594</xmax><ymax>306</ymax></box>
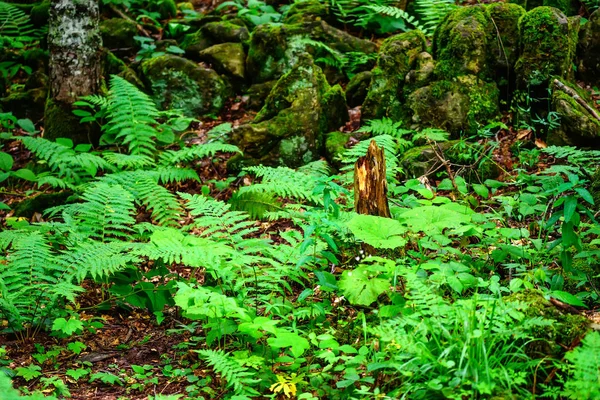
<box><xmin>553</xmin><ymin>79</ymin><xmax>600</xmax><ymax>122</ymax></box>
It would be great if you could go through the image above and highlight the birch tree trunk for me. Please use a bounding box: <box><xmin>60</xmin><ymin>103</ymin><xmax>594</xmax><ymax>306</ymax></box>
<box><xmin>44</xmin><ymin>0</ymin><xmax>102</xmax><ymax>144</ymax></box>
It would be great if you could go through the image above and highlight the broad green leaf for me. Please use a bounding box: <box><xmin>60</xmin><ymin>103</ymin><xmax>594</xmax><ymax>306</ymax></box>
<box><xmin>17</xmin><ymin>118</ymin><xmax>36</xmax><ymax>133</ymax></box>
<box><xmin>550</xmin><ymin>290</ymin><xmax>586</xmax><ymax>308</ymax></box>
<box><xmin>12</xmin><ymin>168</ymin><xmax>37</xmax><ymax>181</ymax></box>
<box><xmin>15</xmin><ymin>365</ymin><xmax>42</xmax><ymax>381</ymax></box>
<box><xmin>563</xmin><ymin>196</ymin><xmax>577</xmax><ymax>223</ymax></box>
<box><xmin>0</xmin><ymin>202</ymin><xmax>10</xmax><ymax>210</ymax></box>
<box><xmin>472</xmin><ymin>183</ymin><xmax>489</xmax><ymax>198</ymax></box>
<box><xmin>52</xmin><ymin>317</ymin><xmax>84</xmax><ymax>336</ymax></box>
<box><xmin>575</xmin><ymin>187</ymin><xmax>594</xmax><ymax>205</ymax></box>
<box><xmin>346</xmin><ymin>214</ymin><xmax>406</xmax><ymax>249</ymax></box>
<box><xmin>268</xmin><ymin>331</ymin><xmax>310</xmax><ymax>358</ymax></box>
<box><xmin>338</xmin><ymin>265</ymin><xmax>390</xmax><ymax>306</ymax></box>
<box><xmin>0</xmin><ymin>151</ymin><xmax>13</xmax><ymax>171</ymax></box>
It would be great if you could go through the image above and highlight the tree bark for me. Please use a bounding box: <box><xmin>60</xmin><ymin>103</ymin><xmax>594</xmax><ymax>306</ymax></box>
<box><xmin>354</xmin><ymin>140</ymin><xmax>391</xmax><ymax>218</ymax></box>
<box><xmin>45</xmin><ymin>0</ymin><xmax>102</xmax><ymax>144</ymax></box>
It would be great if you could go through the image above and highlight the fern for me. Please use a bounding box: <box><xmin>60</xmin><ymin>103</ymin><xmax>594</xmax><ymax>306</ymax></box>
<box><xmin>239</xmin><ymin>166</ymin><xmax>322</xmax><ymax>203</ymax></box>
<box><xmin>562</xmin><ymin>331</ymin><xmax>600</xmax><ymax>399</ymax></box>
<box><xmin>52</xmin><ymin>182</ymin><xmax>137</xmax><ymax>242</ymax></box>
<box><xmin>413</xmin><ymin>0</ymin><xmax>457</xmax><ymax>34</ymax></box>
<box><xmin>0</xmin><ymin>2</ymin><xmax>36</xmax><ymax>41</ymax></box>
<box><xmin>19</xmin><ymin>136</ymin><xmax>113</xmax><ymax>183</ymax></box>
<box><xmin>0</xmin><ymin>230</ymin><xmax>82</xmax><ymax>333</ymax></box>
<box><xmin>339</xmin><ymin>134</ymin><xmax>400</xmax><ymax>182</ymax></box>
<box><xmin>229</xmin><ymin>190</ymin><xmax>283</xmax><ymax>220</ymax></box>
<box><xmin>104</xmin><ymin>75</ymin><xmax>160</xmax><ymax>157</ymax></box>
<box><xmin>103</xmin><ymin>153</ymin><xmax>155</xmax><ymax>169</ymax></box>
<box><xmin>357</xmin><ymin>117</ymin><xmax>411</xmax><ymax>137</ymax></box>
<box><xmin>543</xmin><ymin>145</ymin><xmax>600</xmax><ymax>174</ymax></box>
<box><xmin>364</xmin><ymin>5</ymin><xmax>427</xmax><ymax>33</ymax></box>
<box><xmin>100</xmin><ymin>171</ymin><xmax>183</xmax><ymax>226</ymax></box>
<box><xmin>58</xmin><ymin>241</ymin><xmax>137</xmax><ymax>282</ymax></box>
<box><xmin>196</xmin><ymin>349</ymin><xmax>260</xmax><ymax>396</ymax></box>
<box><xmin>158</xmin><ymin>142</ymin><xmax>241</xmax><ymax>165</ymax></box>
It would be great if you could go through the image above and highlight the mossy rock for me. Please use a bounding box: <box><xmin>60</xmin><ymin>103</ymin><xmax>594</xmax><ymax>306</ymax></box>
<box><xmin>505</xmin><ymin>289</ymin><xmax>589</xmax><ymax>357</ymax></box>
<box><xmin>509</xmin><ymin>0</ymin><xmax>579</xmax><ymax>15</ymax></box>
<box><xmin>345</xmin><ymin>71</ymin><xmax>371</xmax><ymax>108</ymax></box>
<box><xmin>325</xmin><ymin>131</ymin><xmax>350</xmax><ymax>166</ymax></box>
<box><xmin>283</xmin><ymin>0</ymin><xmax>331</xmax><ymax>24</ymax></box>
<box><xmin>515</xmin><ymin>7</ymin><xmax>579</xmax><ymax>90</ymax></box>
<box><xmin>485</xmin><ymin>3</ymin><xmax>525</xmax><ymax>97</ymax></box>
<box><xmin>362</xmin><ymin>30</ymin><xmax>426</xmax><ymax>121</ymax></box>
<box><xmin>100</xmin><ymin>18</ymin><xmax>138</xmax><ymax>50</ymax></box>
<box><xmin>577</xmin><ymin>8</ymin><xmax>600</xmax><ymax>86</ymax></box>
<box><xmin>246</xmin><ymin>20</ymin><xmax>377</xmax><ymax>84</ymax></box>
<box><xmin>0</xmin><ymin>87</ymin><xmax>47</xmax><ymax>121</ymax></box>
<box><xmin>404</xmin><ymin>52</ymin><xmax>435</xmax><ymax>90</ymax></box>
<box><xmin>407</xmin><ymin>75</ymin><xmax>499</xmax><ymax>135</ymax></box>
<box><xmin>103</xmin><ymin>50</ymin><xmax>143</xmax><ymax>87</ymax></box>
<box><xmin>433</xmin><ymin>5</ymin><xmax>494</xmax><ymax>80</ymax></box>
<box><xmin>246</xmin><ymin>81</ymin><xmax>276</xmax><ymax>111</ymax></box>
<box><xmin>199</xmin><ymin>42</ymin><xmax>246</xmax><ymax>80</ymax></box>
<box><xmin>548</xmin><ymin>82</ymin><xmax>600</xmax><ymax>146</ymax></box>
<box><xmin>180</xmin><ymin>30</ymin><xmax>213</xmax><ymax>60</ymax></box>
<box><xmin>231</xmin><ymin>55</ymin><xmax>348</xmax><ymax>168</ymax></box>
<box><xmin>201</xmin><ymin>21</ymin><xmax>249</xmax><ymax>44</ymax></box>
<box><xmin>30</xmin><ymin>0</ymin><xmax>50</xmax><ymax>27</ymax></box>
<box><xmin>139</xmin><ymin>55</ymin><xmax>230</xmax><ymax>117</ymax></box>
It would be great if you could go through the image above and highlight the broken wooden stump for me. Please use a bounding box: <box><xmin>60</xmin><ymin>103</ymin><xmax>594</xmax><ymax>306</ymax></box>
<box><xmin>354</xmin><ymin>140</ymin><xmax>391</xmax><ymax>218</ymax></box>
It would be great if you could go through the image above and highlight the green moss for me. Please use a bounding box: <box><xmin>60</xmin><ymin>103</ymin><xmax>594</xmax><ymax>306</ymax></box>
<box><xmin>515</xmin><ymin>7</ymin><xmax>579</xmax><ymax>88</ymax></box>
<box><xmin>201</xmin><ymin>21</ymin><xmax>250</xmax><ymax>43</ymax></box>
<box><xmin>1</xmin><ymin>87</ymin><xmax>47</xmax><ymax>121</ymax></box>
<box><xmin>283</xmin><ymin>0</ymin><xmax>330</xmax><ymax>24</ymax></box>
<box><xmin>199</xmin><ymin>43</ymin><xmax>246</xmax><ymax>80</ymax></box>
<box><xmin>325</xmin><ymin>131</ymin><xmax>350</xmax><ymax>164</ymax></box>
<box><xmin>30</xmin><ymin>1</ymin><xmax>50</xmax><ymax>27</ymax></box>
<box><xmin>549</xmin><ymin>83</ymin><xmax>600</xmax><ymax>146</ymax></box>
<box><xmin>44</xmin><ymin>98</ymin><xmax>99</xmax><ymax>144</ymax></box>
<box><xmin>100</xmin><ymin>18</ymin><xmax>138</xmax><ymax>49</ymax></box>
<box><xmin>177</xmin><ymin>2</ymin><xmax>194</xmax><ymax>11</ymax></box>
<box><xmin>433</xmin><ymin>6</ymin><xmax>494</xmax><ymax>80</ymax></box>
<box><xmin>505</xmin><ymin>289</ymin><xmax>589</xmax><ymax>356</ymax></box>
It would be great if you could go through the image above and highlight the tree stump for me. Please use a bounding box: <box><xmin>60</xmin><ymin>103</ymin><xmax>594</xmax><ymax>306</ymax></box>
<box><xmin>354</xmin><ymin>140</ymin><xmax>391</xmax><ymax>218</ymax></box>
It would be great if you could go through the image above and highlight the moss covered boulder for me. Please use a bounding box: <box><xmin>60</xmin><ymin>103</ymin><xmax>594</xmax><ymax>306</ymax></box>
<box><xmin>246</xmin><ymin>20</ymin><xmax>377</xmax><ymax>84</ymax></box>
<box><xmin>361</xmin><ymin>30</ymin><xmax>426</xmax><ymax>121</ymax></box>
<box><xmin>100</xmin><ymin>18</ymin><xmax>138</xmax><ymax>50</ymax></box>
<box><xmin>202</xmin><ymin>21</ymin><xmax>249</xmax><ymax>43</ymax></box>
<box><xmin>180</xmin><ymin>30</ymin><xmax>213</xmax><ymax>59</ymax></box>
<box><xmin>433</xmin><ymin>6</ymin><xmax>493</xmax><ymax>80</ymax></box>
<box><xmin>199</xmin><ymin>43</ymin><xmax>246</xmax><ymax>80</ymax></box>
<box><xmin>509</xmin><ymin>0</ymin><xmax>579</xmax><ymax>15</ymax></box>
<box><xmin>230</xmin><ymin>55</ymin><xmax>347</xmax><ymax>168</ymax></box>
<box><xmin>515</xmin><ymin>7</ymin><xmax>579</xmax><ymax>90</ymax></box>
<box><xmin>283</xmin><ymin>0</ymin><xmax>331</xmax><ymax>24</ymax></box>
<box><xmin>246</xmin><ymin>81</ymin><xmax>276</xmax><ymax>111</ymax></box>
<box><xmin>577</xmin><ymin>9</ymin><xmax>600</xmax><ymax>86</ymax></box>
<box><xmin>406</xmin><ymin>75</ymin><xmax>499</xmax><ymax>135</ymax></box>
<box><xmin>548</xmin><ymin>82</ymin><xmax>600</xmax><ymax>146</ymax></box>
<box><xmin>139</xmin><ymin>55</ymin><xmax>230</xmax><ymax>117</ymax></box>
<box><xmin>485</xmin><ymin>3</ymin><xmax>525</xmax><ymax>96</ymax></box>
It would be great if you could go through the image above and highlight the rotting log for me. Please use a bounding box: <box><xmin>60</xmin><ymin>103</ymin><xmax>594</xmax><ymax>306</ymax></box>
<box><xmin>354</xmin><ymin>140</ymin><xmax>391</xmax><ymax>218</ymax></box>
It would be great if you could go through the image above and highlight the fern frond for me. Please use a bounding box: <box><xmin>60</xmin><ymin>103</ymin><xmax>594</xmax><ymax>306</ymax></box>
<box><xmin>357</xmin><ymin>117</ymin><xmax>410</xmax><ymax>137</ymax></box>
<box><xmin>414</xmin><ymin>0</ymin><xmax>457</xmax><ymax>34</ymax></box>
<box><xmin>159</xmin><ymin>142</ymin><xmax>241</xmax><ymax>165</ymax></box>
<box><xmin>180</xmin><ymin>193</ymin><xmax>259</xmax><ymax>243</ymax></box>
<box><xmin>103</xmin><ymin>153</ymin><xmax>155</xmax><ymax>169</ymax></box>
<box><xmin>297</xmin><ymin>160</ymin><xmax>331</xmax><ymax>177</ymax></box>
<box><xmin>364</xmin><ymin>5</ymin><xmax>427</xmax><ymax>33</ymax></box>
<box><xmin>19</xmin><ymin>136</ymin><xmax>113</xmax><ymax>183</ymax></box>
<box><xmin>54</xmin><ymin>182</ymin><xmax>136</xmax><ymax>242</ymax></box>
<box><xmin>154</xmin><ymin>167</ymin><xmax>199</xmax><ymax>184</ymax></box>
<box><xmin>35</xmin><ymin>174</ymin><xmax>73</xmax><ymax>190</ymax></box>
<box><xmin>101</xmin><ymin>171</ymin><xmax>182</xmax><ymax>226</ymax></box>
<box><xmin>104</xmin><ymin>75</ymin><xmax>159</xmax><ymax>157</ymax></box>
<box><xmin>241</xmin><ymin>166</ymin><xmax>322</xmax><ymax>204</ymax></box>
<box><xmin>0</xmin><ymin>230</ymin><xmax>82</xmax><ymax>330</ymax></box>
<box><xmin>229</xmin><ymin>190</ymin><xmax>283</xmax><ymax>220</ymax></box>
<box><xmin>543</xmin><ymin>145</ymin><xmax>600</xmax><ymax>174</ymax></box>
<box><xmin>136</xmin><ymin>227</ymin><xmax>232</xmax><ymax>269</ymax></box>
<box><xmin>0</xmin><ymin>2</ymin><xmax>36</xmax><ymax>41</ymax></box>
<box><xmin>563</xmin><ymin>331</ymin><xmax>600</xmax><ymax>399</ymax></box>
<box><xmin>196</xmin><ymin>349</ymin><xmax>260</xmax><ymax>396</ymax></box>
<box><xmin>58</xmin><ymin>241</ymin><xmax>137</xmax><ymax>282</ymax></box>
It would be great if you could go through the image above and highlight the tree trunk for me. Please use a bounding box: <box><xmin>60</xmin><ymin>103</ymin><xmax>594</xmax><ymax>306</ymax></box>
<box><xmin>45</xmin><ymin>0</ymin><xmax>102</xmax><ymax>144</ymax></box>
<box><xmin>354</xmin><ymin>140</ymin><xmax>391</xmax><ymax>218</ymax></box>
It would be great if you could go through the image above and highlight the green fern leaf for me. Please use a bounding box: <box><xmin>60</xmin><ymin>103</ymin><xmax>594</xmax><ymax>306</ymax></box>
<box><xmin>196</xmin><ymin>349</ymin><xmax>260</xmax><ymax>396</ymax></box>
